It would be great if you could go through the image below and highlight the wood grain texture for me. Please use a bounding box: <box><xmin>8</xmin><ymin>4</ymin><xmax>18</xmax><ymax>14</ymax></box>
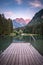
<box><xmin>0</xmin><ymin>43</ymin><xmax>43</xmax><ymax>65</ymax></box>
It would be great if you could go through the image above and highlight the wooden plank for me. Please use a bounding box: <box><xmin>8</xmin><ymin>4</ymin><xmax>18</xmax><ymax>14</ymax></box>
<box><xmin>0</xmin><ymin>44</ymin><xmax>14</xmax><ymax>65</ymax></box>
<box><xmin>0</xmin><ymin>43</ymin><xmax>43</xmax><ymax>65</ymax></box>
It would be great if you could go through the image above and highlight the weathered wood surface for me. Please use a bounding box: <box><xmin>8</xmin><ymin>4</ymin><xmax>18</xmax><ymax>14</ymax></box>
<box><xmin>0</xmin><ymin>43</ymin><xmax>43</xmax><ymax>65</ymax></box>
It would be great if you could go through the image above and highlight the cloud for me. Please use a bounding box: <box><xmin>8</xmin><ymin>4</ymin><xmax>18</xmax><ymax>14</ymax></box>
<box><xmin>29</xmin><ymin>0</ymin><xmax>43</xmax><ymax>8</ymax></box>
<box><xmin>4</xmin><ymin>11</ymin><xmax>15</xmax><ymax>19</ymax></box>
<box><xmin>16</xmin><ymin>0</ymin><xmax>22</xmax><ymax>4</ymax></box>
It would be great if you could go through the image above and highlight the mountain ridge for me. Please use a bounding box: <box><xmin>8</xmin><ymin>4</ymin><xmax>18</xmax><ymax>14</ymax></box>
<box><xmin>23</xmin><ymin>9</ymin><xmax>43</xmax><ymax>34</ymax></box>
<box><xmin>12</xmin><ymin>18</ymin><xmax>30</xmax><ymax>28</ymax></box>
<box><xmin>27</xmin><ymin>9</ymin><xmax>43</xmax><ymax>26</ymax></box>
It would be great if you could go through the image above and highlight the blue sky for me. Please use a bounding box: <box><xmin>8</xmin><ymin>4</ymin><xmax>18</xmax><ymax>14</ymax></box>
<box><xmin>0</xmin><ymin>0</ymin><xmax>43</xmax><ymax>20</ymax></box>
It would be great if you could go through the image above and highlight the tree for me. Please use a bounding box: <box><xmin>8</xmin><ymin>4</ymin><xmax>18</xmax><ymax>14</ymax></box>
<box><xmin>0</xmin><ymin>14</ymin><xmax>13</xmax><ymax>35</ymax></box>
<box><xmin>19</xmin><ymin>30</ymin><xmax>23</xmax><ymax>35</ymax></box>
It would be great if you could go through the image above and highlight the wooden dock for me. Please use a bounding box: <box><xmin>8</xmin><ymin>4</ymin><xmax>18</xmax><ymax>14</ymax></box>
<box><xmin>0</xmin><ymin>43</ymin><xmax>43</xmax><ymax>65</ymax></box>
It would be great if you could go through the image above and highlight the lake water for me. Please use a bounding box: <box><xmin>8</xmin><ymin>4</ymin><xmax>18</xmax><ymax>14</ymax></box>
<box><xmin>0</xmin><ymin>35</ymin><xmax>43</xmax><ymax>55</ymax></box>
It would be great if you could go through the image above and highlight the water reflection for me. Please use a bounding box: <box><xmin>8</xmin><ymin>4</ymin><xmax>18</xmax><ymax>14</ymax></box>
<box><xmin>0</xmin><ymin>36</ymin><xmax>13</xmax><ymax>52</ymax></box>
<box><xmin>12</xmin><ymin>35</ymin><xmax>34</xmax><ymax>43</ymax></box>
<box><xmin>0</xmin><ymin>35</ymin><xmax>43</xmax><ymax>55</ymax></box>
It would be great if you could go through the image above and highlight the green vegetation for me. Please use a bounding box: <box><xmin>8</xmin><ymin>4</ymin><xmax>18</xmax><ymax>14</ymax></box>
<box><xmin>13</xmin><ymin>29</ymin><xmax>23</xmax><ymax>36</ymax></box>
<box><xmin>0</xmin><ymin>14</ymin><xmax>13</xmax><ymax>35</ymax></box>
<box><xmin>23</xmin><ymin>9</ymin><xmax>43</xmax><ymax>35</ymax></box>
<box><xmin>23</xmin><ymin>23</ymin><xmax>43</xmax><ymax>35</ymax></box>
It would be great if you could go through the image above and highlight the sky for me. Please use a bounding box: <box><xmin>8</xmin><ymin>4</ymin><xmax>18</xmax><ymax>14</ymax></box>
<box><xmin>0</xmin><ymin>0</ymin><xmax>43</xmax><ymax>20</ymax></box>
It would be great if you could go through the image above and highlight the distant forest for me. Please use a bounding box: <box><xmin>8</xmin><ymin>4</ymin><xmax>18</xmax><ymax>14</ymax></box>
<box><xmin>0</xmin><ymin>14</ymin><xmax>13</xmax><ymax>35</ymax></box>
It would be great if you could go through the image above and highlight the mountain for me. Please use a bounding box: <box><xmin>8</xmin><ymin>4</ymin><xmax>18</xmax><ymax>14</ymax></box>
<box><xmin>25</xmin><ymin>19</ymin><xmax>30</xmax><ymax>24</ymax></box>
<box><xmin>27</xmin><ymin>9</ymin><xmax>43</xmax><ymax>26</ymax></box>
<box><xmin>12</xmin><ymin>18</ymin><xmax>30</xmax><ymax>28</ymax></box>
<box><xmin>13</xmin><ymin>20</ymin><xmax>22</xmax><ymax>28</ymax></box>
<box><xmin>15</xmin><ymin>18</ymin><xmax>26</xmax><ymax>25</ymax></box>
<box><xmin>24</xmin><ymin>9</ymin><xmax>43</xmax><ymax>34</ymax></box>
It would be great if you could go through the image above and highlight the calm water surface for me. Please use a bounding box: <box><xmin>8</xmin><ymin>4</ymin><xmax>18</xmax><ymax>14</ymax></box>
<box><xmin>0</xmin><ymin>35</ymin><xmax>43</xmax><ymax>55</ymax></box>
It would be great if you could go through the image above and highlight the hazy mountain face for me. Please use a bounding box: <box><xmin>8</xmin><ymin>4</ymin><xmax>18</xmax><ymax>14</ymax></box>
<box><xmin>27</xmin><ymin>9</ymin><xmax>43</xmax><ymax>26</ymax></box>
<box><xmin>12</xmin><ymin>18</ymin><xmax>30</xmax><ymax>28</ymax></box>
<box><xmin>24</xmin><ymin>9</ymin><xmax>43</xmax><ymax>34</ymax></box>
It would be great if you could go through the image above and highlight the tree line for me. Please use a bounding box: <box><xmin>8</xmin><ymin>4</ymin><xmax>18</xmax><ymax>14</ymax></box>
<box><xmin>0</xmin><ymin>14</ymin><xmax>13</xmax><ymax>35</ymax></box>
<box><xmin>23</xmin><ymin>23</ymin><xmax>43</xmax><ymax>35</ymax></box>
